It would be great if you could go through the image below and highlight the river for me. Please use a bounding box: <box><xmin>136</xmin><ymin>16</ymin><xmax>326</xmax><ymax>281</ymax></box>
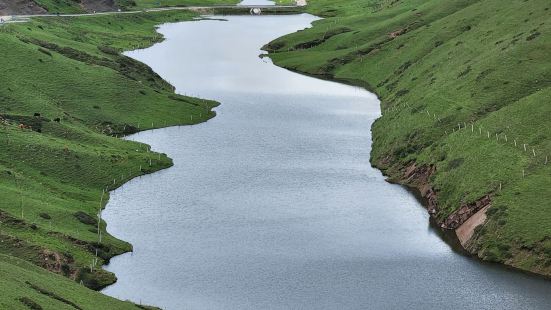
<box><xmin>101</xmin><ymin>12</ymin><xmax>551</xmax><ymax>310</ymax></box>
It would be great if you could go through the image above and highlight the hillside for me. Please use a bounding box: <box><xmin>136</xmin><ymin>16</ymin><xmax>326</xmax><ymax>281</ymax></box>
<box><xmin>0</xmin><ymin>254</ymin><xmax>157</xmax><ymax>309</ymax></box>
<box><xmin>0</xmin><ymin>0</ymin><xmax>119</xmax><ymax>14</ymax></box>
<box><xmin>0</xmin><ymin>0</ymin><xmax>239</xmax><ymax>15</ymax></box>
<box><xmin>0</xmin><ymin>0</ymin><xmax>548</xmax><ymax>308</ymax></box>
<box><xmin>267</xmin><ymin>0</ymin><xmax>550</xmax><ymax>276</ymax></box>
<box><xmin>0</xmin><ymin>9</ymin><xmax>218</xmax><ymax>309</ymax></box>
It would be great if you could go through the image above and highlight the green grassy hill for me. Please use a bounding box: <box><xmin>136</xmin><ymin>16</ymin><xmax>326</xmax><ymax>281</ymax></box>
<box><xmin>268</xmin><ymin>0</ymin><xmax>550</xmax><ymax>276</ymax></box>
<box><xmin>1</xmin><ymin>0</ymin><xmax>548</xmax><ymax>308</ymax></box>
<box><xmin>0</xmin><ymin>3</ymin><xmax>299</xmax><ymax>307</ymax></box>
<box><xmin>0</xmin><ymin>10</ymin><xmax>218</xmax><ymax>309</ymax></box>
<box><xmin>0</xmin><ymin>254</ymin><xmax>157</xmax><ymax>309</ymax></box>
<box><xmin>28</xmin><ymin>0</ymin><xmax>239</xmax><ymax>14</ymax></box>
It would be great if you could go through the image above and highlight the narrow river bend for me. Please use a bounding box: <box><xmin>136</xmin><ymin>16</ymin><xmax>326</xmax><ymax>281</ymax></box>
<box><xmin>102</xmin><ymin>14</ymin><xmax>551</xmax><ymax>310</ymax></box>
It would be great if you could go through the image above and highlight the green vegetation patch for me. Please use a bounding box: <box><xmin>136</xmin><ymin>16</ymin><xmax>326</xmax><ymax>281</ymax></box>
<box><xmin>0</xmin><ymin>254</ymin><xmax>151</xmax><ymax>309</ymax></box>
<box><xmin>0</xmin><ymin>9</ymin><xmax>218</xmax><ymax>308</ymax></box>
<box><xmin>269</xmin><ymin>0</ymin><xmax>551</xmax><ymax>275</ymax></box>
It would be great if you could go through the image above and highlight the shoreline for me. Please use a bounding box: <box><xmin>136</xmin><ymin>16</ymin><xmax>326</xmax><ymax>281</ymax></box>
<box><xmin>0</xmin><ymin>8</ymin><xmax>229</xmax><ymax>308</ymax></box>
<box><xmin>264</xmin><ymin>57</ymin><xmax>551</xmax><ymax>281</ymax></box>
<box><xmin>96</xmin><ymin>20</ymin><xmax>224</xmax><ymax>289</ymax></box>
<box><xmin>1</xmin><ymin>8</ymin><xmax>221</xmax><ymax>297</ymax></box>
<box><xmin>100</xmin><ymin>112</ymin><xmax>220</xmax><ymax>290</ymax></box>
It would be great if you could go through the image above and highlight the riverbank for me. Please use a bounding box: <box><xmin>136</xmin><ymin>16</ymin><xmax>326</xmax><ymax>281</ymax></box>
<box><xmin>0</xmin><ymin>9</ymin><xmax>220</xmax><ymax>309</ymax></box>
<box><xmin>267</xmin><ymin>0</ymin><xmax>551</xmax><ymax>276</ymax></box>
<box><xmin>0</xmin><ymin>2</ymin><xmax>311</xmax><ymax>306</ymax></box>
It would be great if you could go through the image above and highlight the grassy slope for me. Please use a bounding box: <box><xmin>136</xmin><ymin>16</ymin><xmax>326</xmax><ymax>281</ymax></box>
<box><xmin>31</xmin><ymin>0</ymin><xmax>239</xmax><ymax>14</ymax></box>
<box><xmin>0</xmin><ymin>10</ymin><xmax>217</xmax><ymax>309</ymax></box>
<box><xmin>268</xmin><ymin>0</ymin><xmax>551</xmax><ymax>275</ymax></box>
<box><xmin>0</xmin><ymin>254</ymin><xmax>153</xmax><ymax>310</ymax></box>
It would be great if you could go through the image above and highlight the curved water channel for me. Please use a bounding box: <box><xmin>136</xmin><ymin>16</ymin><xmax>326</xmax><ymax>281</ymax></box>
<box><xmin>102</xmin><ymin>13</ymin><xmax>551</xmax><ymax>310</ymax></box>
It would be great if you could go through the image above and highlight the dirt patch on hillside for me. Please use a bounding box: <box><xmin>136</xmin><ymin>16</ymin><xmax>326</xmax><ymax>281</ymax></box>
<box><xmin>399</xmin><ymin>162</ymin><xmax>493</xmax><ymax>235</ymax></box>
<box><xmin>0</xmin><ymin>0</ymin><xmax>46</xmax><ymax>15</ymax></box>
<box><xmin>456</xmin><ymin>205</ymin><xmax>490</xmax><ymax>246</ymax></box>
<box><xmin>442</xmin><ymin>194</ymin><xmax>492</xmax><ymax>230</ymax></box>
<box><xmin>38</xmin><ymin>249</ymin><xmax>78</xmax><ymax>279</ymax></box>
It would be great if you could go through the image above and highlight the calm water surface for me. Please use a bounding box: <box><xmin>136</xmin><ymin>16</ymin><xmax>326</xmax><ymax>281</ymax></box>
<box><xmin>102</xmin><ymin>14</ymin><xmax>551</xmax><ymax>310</ymax></box>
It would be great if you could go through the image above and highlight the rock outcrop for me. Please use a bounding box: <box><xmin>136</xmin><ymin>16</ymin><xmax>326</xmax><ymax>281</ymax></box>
<box><xmin>400</xmin><ymin>162</ymin><xmax>491</xmax><ymax>245</ymax></box>
<box><xmin>441</xmin><ymin>195</ymin><xmax>492</xmax><ymax>230</ymax></box>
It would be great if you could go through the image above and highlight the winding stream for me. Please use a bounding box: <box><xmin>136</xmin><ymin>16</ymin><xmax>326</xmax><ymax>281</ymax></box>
<box><xmin>102</xmin><ymin>13</ymin><xmax>551</xmax><ymax>310</ymax></box>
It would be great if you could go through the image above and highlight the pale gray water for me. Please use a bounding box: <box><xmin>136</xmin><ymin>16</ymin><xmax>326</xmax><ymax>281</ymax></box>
<box><xmin>102</xmin><ymin>14</ymin><xmax>551</xmax><ymax>310</ymax></box>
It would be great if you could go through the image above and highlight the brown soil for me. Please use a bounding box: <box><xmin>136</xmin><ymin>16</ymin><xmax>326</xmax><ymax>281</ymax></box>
<box><xmin>399</xmin><ymin>162</ymin><xmax>492</xmax><ymax>244</ymax></box>
<box><xmin>442</xmin><ymin>194</ymin><xmax>492</xmax><ymax>229</ymax></box>
<box><xmin>38</xmin><ymin>249</ymin><xmax>78</xmax><ymax>279</ymax></box>
<box><xmin>456</xmin><ymin>205</ymin><xmax>490</xmax><ymax>246</ymax></box>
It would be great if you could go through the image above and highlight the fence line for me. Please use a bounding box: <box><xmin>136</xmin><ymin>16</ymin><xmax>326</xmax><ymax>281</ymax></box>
<box><xmin>381</xmin><ymin>100</ymin><xmax>550</xmax><ymax>184</ymax></box>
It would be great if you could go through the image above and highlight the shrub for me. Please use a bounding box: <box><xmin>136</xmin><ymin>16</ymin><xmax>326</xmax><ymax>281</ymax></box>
<box><xmin>74</xmin><ymin>211</ymin><xmax>97</xmax><ymax>226</ymax></box>
<box><xmin>395</xmin><ymin>89</ymin><xmax>410</xmax><ymax>97</ymax></box>
<box><xmin>446</xmin><ymin>158</ymin><xmax>464</xmax><ymax>170</ymax></box>
<box><xmin>526</xmin><ymin>31</ymin><xmax>541</xmax><ymax>41</ymax></box>
<box><xmin>97</xmin><ymin>45</ymin><xmax>119</xmax><ymax>55</ymax></box>
<box><xmin>37</xmin><ymin>48</ymin><xmax>52</xmax><ymax>57</ymax></box>
<box><xmin>39</xmin><ymin>212</ymin><xmax>52</xmax><ymax>220</ymax></box>
<box><xmin>18</xmin><ymin>297</ymin><xmax>43</xmax><ymax>310</ymax></box>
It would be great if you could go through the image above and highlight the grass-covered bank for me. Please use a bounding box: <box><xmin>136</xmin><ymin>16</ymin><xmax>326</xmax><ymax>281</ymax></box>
<box><xmin>267</xmin><ymin>0</ymin><xmax>550</xmax><ymax>276</ymax></box>
<box><xmin>0</xmin><ymin>254</ymin><xmax>158</xmax><ymax>309</ymax></box>
<box><xmin>0</xmin><ymin>9</ymin><xmax>218</xmax><ymax>309</ymax></box>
